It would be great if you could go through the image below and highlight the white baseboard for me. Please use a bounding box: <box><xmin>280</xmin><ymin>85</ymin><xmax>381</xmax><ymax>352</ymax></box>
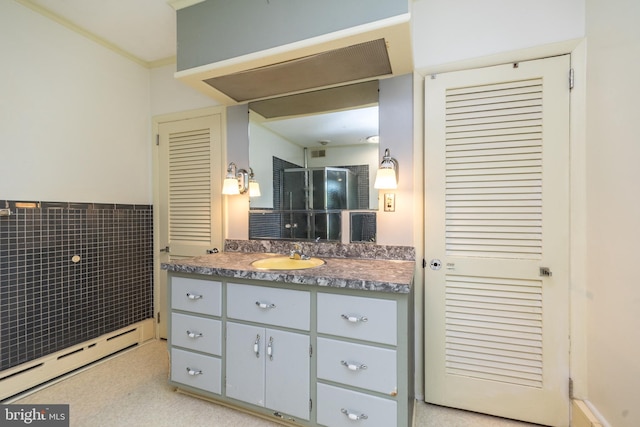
<box><xmin>572</xmin><ymin>399</ymin><xmax>608</xmax><ymax>427</ymax></box>
<box><xmin>0</xmin><ymin>319</ymin><xmax>154</xmax><ymax>401</ymax></box>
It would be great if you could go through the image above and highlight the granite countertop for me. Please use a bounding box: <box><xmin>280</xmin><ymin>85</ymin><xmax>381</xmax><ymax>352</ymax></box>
<box><xmin>161</xmin><ymin>252</ymin><xmax>415</xmax><ymax>294</ymax></box>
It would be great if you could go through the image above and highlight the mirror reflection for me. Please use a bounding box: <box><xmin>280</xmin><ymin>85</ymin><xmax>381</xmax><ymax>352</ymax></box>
<box><xmin>249</xmin><ymin>81</ymin><xmax>379</xmax><ymax>242</ymax></box>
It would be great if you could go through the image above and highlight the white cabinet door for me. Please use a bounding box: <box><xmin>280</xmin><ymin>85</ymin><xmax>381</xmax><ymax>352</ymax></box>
<box><xmin>265</xmin><ymin>328</ymin><xmax>310</xmax><ymax>420</ymax></box>
<box><xmin>226</xmin><ymin>322</ymin><xmax>265</xmax><ymax>407</ymax></box>
<box><xmin>226</xmin><ymin>322</ymin><xmax>310</xmax><ymax>420</ymax></box>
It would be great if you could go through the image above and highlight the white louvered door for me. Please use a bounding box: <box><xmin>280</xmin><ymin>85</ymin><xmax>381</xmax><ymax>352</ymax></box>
<box><xmin>157</xmin><ymin>113</ymin><xmax>224</xmax><ymax>338</ymax></box>
<box><xmin>424</xmin><ymin>56</ymin><xmax>570</xmax><ymax>426</ymax></box>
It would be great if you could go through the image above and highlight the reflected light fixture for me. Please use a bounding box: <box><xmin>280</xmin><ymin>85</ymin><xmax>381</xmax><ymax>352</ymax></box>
<box><xmin>374</xmin><ymin>148</ymin><xmax>398</xmax><ymax>189</ymax></box>
<box><xmin>222</xmin><ymin>162</ymin><xmax>248</xmax><ymax>195</ymax></box>
<box><xmin>248</xmin><ymin>168</ymin><xmax>261</xmax><ymax>197</ymax></box>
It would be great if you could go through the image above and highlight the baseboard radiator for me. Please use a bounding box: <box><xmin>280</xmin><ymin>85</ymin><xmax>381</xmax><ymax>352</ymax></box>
<box><xmin>0</xmin><ymin>319</ymin><xmax>154</xmax><ymax>401</ymax></box>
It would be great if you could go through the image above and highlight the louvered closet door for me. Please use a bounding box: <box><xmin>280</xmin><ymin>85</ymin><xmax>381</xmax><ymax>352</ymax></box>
<box><xmin>158</xmin><ymin>113</ymin><xmax>224</xmax><ymax>338</ymax></box>
<box><xmin>424</xmin><ymin>55</ymin><xmax>570</xmax><ymax>426</ymax></box>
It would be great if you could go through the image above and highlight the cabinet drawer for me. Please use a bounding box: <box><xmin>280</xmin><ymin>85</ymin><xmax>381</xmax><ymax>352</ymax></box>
<box><xmin>317</xmin><ymin>383</ymin><xmax>397</xmax><ymax>427</ymax></box>
<box><xmin>171</xmin><ymin>312</ymin><xmax>222</xmax><ymax>355</ymax></box>
<box><xmin>317</xmin><ymin>337</ymin><xmax>397</xmax><ymax>395</ymax></box>
<box><xmin>170</xmin><ymin>348</ymin><xmax>221</xmax><ymax>395</ymax></box>
<box><xmin>317</xmin><ymin>293</ymin><xmax>397</xmax><ymax>345</ymax></box>
<box><xmin>171</xmin><ymin>276</ymin><xmax>222</xmax><ymax>316</ymax></box>
<box><xmin>227</xmin><ymin>283</ymin><xmax>310</xmax><ymax>330</ymax></box>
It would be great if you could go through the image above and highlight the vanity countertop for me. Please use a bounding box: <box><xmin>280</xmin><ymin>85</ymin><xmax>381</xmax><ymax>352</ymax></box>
<box><xmin>161</xmin><ymin>252</ymin><xmax>415</xmax><ymax>293</ymax></box>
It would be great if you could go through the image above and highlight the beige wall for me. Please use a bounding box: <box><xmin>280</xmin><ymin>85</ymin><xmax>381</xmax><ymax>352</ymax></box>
<box><xmin>0</xmin><ymin>1</ymin><xmax>152</xmax><ymax>204</ymax></box>
<box><xmin>584</xmin><ymin>0</ymin><xmax>640</xmax><ymax>426</ymax></box>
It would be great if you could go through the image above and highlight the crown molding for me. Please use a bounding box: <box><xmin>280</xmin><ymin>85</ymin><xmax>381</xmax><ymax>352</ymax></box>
<box><xmin>149</xmin><ymin>56</ymin><xmax>178</xmax><ymax>68</ymax></box>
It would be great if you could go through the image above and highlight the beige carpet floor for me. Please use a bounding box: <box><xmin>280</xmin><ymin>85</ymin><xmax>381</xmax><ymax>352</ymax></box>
<box><xmin>11</xmin><ymin>340</ymin><xmax>538</xmax><ymax>427</ymax></box>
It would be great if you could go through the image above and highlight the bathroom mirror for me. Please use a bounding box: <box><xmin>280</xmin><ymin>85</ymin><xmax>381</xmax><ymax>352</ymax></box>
<box><xmin>249</xmin><ymin>81</ymin><xmax>379</xmax><ymax>241</ymax></box>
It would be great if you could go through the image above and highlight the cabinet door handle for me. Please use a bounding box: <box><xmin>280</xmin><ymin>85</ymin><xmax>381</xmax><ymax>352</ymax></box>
<box><xmin>186</xmin><ymin>292</ymin><xmax>203</xmax><ymax>300</ymax></box>
<box><xmin>267</xmin><ymin>336</ymin><xmax>274</xmax><ymax>361</ymax></box>
<box><xmin>341</xmin><ymin>314</ymin><xmax>368</xmax><ymax>323</ymax></box>
<box><xmin>253</xmin><ymin>334</ymin><xmax>261</xmax><ymax>358</ymax></box>
<box><xmin>186</xmin><ymin>367</ymin><xmax>202</xmax><ymax>376</ymax></box>
<box><xmin>340</xmin><ymin>408</ymin><xmax>368</xmax><ymax>421</ymax></box>
<box><xmin>186</xmin><ymin>330</ymin><xmax>203</xmax><ymax>339</ymax></box>
<box><xmin>340</xmin><ymin>360</ymin><xmax>367</xmax><ymax>371</ymax></box>
<box><xmin>255</xmin><ymin>301</ymin><xmax>276</xmax><ymax>309</ymax></box>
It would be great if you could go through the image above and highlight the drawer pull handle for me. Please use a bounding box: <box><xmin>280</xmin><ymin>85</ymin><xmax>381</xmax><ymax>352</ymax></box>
<box><xmin>186</xmin><ymin>330</ymin><xmax>203</xmax><ymax>339</ymax></box>
<box><xmin>255</xmin><ymin>301</ymin><xmax>276</xmax><ymax>309</ymax></box>
<box><xmin>267</xmin><ymin>336</ymin><xmax>274</xmax><ymax>361</ymax></box>
<box><xmin>186</xmin><ymin>367</ymin><xmax>202</xmax><ymax>376</ymax></box>
<box><xmin>341</xmin><ymin>360</ymin><xmax>368</xmax><ymax>371</ymax></box>
<box><xmin>186</xmin><ymin>292</ymin><xmax>203</xmax><ymax>300</ymax></box>
<box><xmin>340</xmin><ymin>408</ymin><xmax>368</xmax><ymax>421</ymax></box>
<box><xmin>341</xmin><ymin>314</ymin><xmax>368</xmax><ymax>323</ymax></box>
<box><xmin>254</xmin><ymin>334</ymin><xmax>261</xmax><ymax>358</ymax></box>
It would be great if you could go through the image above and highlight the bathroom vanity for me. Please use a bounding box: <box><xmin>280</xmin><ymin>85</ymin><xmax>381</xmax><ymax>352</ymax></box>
<box><xmin>162</xmin><ymin>251</ymin><xmax>414</xmax><ymax>427</ymax></box>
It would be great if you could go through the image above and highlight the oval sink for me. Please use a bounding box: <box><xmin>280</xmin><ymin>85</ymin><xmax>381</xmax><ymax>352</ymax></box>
<box><xmin>251</xmin><ymin>256</ymin><xmax>325</xmax><ymax>270</ymax></box>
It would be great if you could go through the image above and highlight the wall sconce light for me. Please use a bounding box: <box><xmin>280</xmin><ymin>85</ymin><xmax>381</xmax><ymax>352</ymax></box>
<box><xmin>222</xmin><ymin>162</ymin><xmax>248</xmax><ymax>195</ymax></box>
<box><xmin>248</xmin><ymin>168</ymin><xmax>261</xmax><ymax>197</ymax></box>
<box><xmin>374</xmin><ymin>148</ymin><xmax>398</xmax><ymax>189</ymax></box>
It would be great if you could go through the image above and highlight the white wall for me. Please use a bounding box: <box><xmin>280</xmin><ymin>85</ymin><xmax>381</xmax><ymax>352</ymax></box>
<box><xmin>377</xmin><ymin>74</ymin><xmax>414</xmax><ymax>246</ymax></box>
<box><xmin>412</xmin><ymin>0</ymin><xmax>585</xmax><ymax>70</ymax></box>
<box><xmin>585</xmin><ymin>1</ymin><xmax>640</xmax><ymax>426</ymax></box>
<box><xmin>249</xmin><ymin>119</ymin><xmax>304</xmax><ymax>209</ymax></box>
<box><xmin>0</xmin><ymin>1</ymin><xmax>152</xmax><ymax>204</ymax></box>
<box><xmin>150</xmin><ymin>64</ymin><xmax>218</xmax><ymax>117</ymax></box>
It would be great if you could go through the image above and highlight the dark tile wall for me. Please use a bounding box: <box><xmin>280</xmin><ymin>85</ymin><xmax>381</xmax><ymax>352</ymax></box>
<box><xmin>0</xmin><ymin>201</ymin><xmax>153</xmax><ymax>372</ymax></box>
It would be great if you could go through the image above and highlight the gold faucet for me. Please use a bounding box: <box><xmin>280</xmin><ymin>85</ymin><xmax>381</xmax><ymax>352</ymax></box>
<box><xmin>289</xmin><ymin>243</ymin><xmax>310</xmax><ymax>260</ymax></box>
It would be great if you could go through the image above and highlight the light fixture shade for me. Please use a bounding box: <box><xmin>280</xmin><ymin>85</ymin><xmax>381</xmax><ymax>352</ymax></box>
<box><xmin>222</xmin><ymin>162</ymin><xmax>249</xmax><ymax>195</ymax></box>
<box><xmin>374</xmin><ymin>148</ymin><xmax>398</xmax><ymax>189</ymax></box>
<box><xmin>374</xmin><ymin>167</ymin><xmax>397</xmax><ymax>189</ymax></box>
<box><xmin>249</xmin><ymin>180</ymin><xmax>261</xmax><ymax>197</ymax></box>
<box><xmin>222</xmin><ymin>177</ymin><xmax>240</xmax><ymax>195</ymax></box>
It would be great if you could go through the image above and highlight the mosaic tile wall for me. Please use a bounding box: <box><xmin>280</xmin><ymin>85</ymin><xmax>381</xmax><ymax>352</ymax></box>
<box><xmin>0</xmin><ymin>201</ymin><xmax>154</xmax><ymax>372</ymax></box>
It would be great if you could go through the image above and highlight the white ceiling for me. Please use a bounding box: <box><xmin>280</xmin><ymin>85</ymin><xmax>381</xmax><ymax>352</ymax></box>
<box><xmin>27</xmin><ymin>0</ymin><xmax>177</xmax><ymax>63</ymax></box>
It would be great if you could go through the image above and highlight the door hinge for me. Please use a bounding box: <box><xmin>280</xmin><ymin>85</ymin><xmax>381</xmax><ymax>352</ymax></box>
<box><xmin>569</xmin><ymin>377</ymin><xmax>574</xmax><ymax>398</ymax></box>
<box><xmin>309</xmin><ymin>398</ymin><xmax>313</xmax><ymax>412</ymax></box>
<box><xmin>422</xmin><ymin>258</ymin><xmax>427</xmax><ymax>269</ymax></box>
<box><xmin>156</xmin><ymin>312</ymin><xmax>160</xmax><ymax>324</ymax></box>
<box><xmin>309</xmin><ymin>344</ymin><xmax>313</xmax><ymax>357</ymax></box>
<box><xmin>156</xmin><ymin>134</ymin><xmax>160</xmax><ymax>146</ymax></box>
<box><xmin>569</xmin><ymin>68</ymin><xmax>575</xmax><ymax>90</ymax></box>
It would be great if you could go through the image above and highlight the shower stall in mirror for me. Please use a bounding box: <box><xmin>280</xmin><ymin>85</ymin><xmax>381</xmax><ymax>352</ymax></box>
<box><xmin>279</xmin><ymin>167</ymin><xmax>357</xmax><ymax>240</ymax></box>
